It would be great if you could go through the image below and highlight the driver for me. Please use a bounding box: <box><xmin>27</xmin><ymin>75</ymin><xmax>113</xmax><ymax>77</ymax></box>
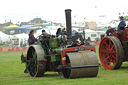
<box><xmin>41</xmin><ymin>29</ymin><xmax>54</xmax><ymax>39</ymax></box>
<box><xmin>42</xmin><ymin>29</ymin><xmax>51</xmax><ymax>36</ymax></box>
<box><xmin>56</xmin><ymin>28</ymin><xmax>62</xmax><ymax>37</ymax></box>
<box><xmin>118</xmin><ymin>16</ymin><xmax>126</xmax><ymax>31</ymax></box>
<box><xmin>56</xmin><ymin>28</ymin><xmax>67</xmax><ymax>37</ymax></box>
<box><xmin>104</xmin><ymin>26</ymin><xmax>114</xmax><ymax>37</ymax></box>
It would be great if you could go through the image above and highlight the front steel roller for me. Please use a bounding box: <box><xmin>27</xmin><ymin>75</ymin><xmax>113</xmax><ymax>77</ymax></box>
<box><xmin>62</xmin><ymin>51</ymin><xmax>99</xmax><ymax>79</ymax></box>
<box><xmin>27</xmin><ymin>45</ymin><xmax>46</xmax><ymax>77</ymax></box>
<box><xmin>99</xmin><ymin>36</ymin><xmax>124</xmax><ymax>70</ymax></box>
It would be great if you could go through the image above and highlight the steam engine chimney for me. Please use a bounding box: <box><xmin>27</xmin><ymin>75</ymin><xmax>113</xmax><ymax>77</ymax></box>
<box><xmin>65</xmin><ymin>9</ymin><xmax>72</xmax><ymax>42</ymax></box>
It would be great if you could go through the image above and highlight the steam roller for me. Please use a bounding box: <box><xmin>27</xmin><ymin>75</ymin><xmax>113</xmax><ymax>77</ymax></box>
<box><xmin>21</xmin><ymin>9</ymin><xmax>100</xmax><ymax>79</ymax></box>
<box><xmin>63</xmin><ymin>51</ymin><xmax>99</xmax><ymax>78</ymax></box>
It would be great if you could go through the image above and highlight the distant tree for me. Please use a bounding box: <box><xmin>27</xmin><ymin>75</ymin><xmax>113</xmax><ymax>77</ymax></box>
<box><xmin>3</xmin><ymin>22</ymin><xmax>13</xmax><ymax>26</ymax></box>
<box><xmin>29</xmin><ymin>18</ymin><xmax>47</xmax><ymax>24</ymax></box>
<box><xmin>0</xmin><ymin>24</ymin><xmax>4</xmax><ymax>29</ymax></box>
<box><xmin>20</xmin><ymin>22</ymin><xmax>29</xmax><ymax>26</ymax></box>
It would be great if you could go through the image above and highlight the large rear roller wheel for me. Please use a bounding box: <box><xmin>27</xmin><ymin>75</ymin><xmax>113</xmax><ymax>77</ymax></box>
<box><xmin>27</xmin><ymin>45</ymin><xmax>46</xmax><ymax>77</ymax></box>
<box><xmin>99</xmin><ymin>36</ymin><xmax>124</xmax><ymax>70</ymax></box>
<box><xmin>62</xmin><ymin>51</ymin><xmax>99</xmax><ymax>79</ymax></box>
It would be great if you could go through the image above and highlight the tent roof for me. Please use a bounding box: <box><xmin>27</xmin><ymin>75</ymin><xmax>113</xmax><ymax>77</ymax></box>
<box><xmin>0</xmin><ymin>31</ymin><xmax>7</xmax><ymax>36</ymax></box>
<box><xmin>6</xmin><ymin>24</ymin><xmax>19</xmax><ymax>28</ymax></box>
<box><xmin>15</xmin><ymin>26</ymin><xmax>33</xmax><ymax>29</ymax></box>
<box><xmin>13</xmin><ymin>33</ymin><xmax>28</xmax><ymax>39</ymax></box>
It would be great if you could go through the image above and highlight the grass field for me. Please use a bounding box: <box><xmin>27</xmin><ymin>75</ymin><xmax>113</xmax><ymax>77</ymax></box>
<box><xmin>1</xmin><ymin>46</ymin><xmax>128</xmax><ymax>85</ymax></box>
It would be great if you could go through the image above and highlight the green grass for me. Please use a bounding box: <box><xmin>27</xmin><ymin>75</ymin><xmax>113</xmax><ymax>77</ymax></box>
<box><xmin>1</xmin><ymin>47</ymin><xmax>128</xmax><ymax>85</ymax></box>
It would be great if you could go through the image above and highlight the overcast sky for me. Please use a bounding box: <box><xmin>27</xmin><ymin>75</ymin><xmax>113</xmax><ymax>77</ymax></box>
<box><xmin>0</xmin><ymin>0</ymin><xmax>128</xmax><ymax>23</ymax></box>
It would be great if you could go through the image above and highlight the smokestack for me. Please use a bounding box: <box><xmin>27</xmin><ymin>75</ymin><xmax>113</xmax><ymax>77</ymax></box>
<box><xmin>65</xmin><ymin>9</ymin><xmax>72</xmax><ymax>42</ymax></box>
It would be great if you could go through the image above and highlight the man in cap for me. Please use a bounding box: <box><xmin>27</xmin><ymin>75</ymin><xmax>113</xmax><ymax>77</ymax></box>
<box><xmin>118</xmin><ymin>16</ymin><xmax>126</xmax><ymax>30</ymax></box>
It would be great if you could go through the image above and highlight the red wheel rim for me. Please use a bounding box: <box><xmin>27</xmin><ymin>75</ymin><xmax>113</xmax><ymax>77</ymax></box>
<box><xmin>99</xmin><ymin>37</ymin><xmax>117</xmax><ymax>70</ymax></box>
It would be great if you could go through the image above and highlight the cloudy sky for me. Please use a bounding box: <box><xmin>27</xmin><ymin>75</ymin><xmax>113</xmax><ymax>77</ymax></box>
<box><xmin>0</xmin><ymin>0</ymin><xmax>128</xmax><ymax>23</ymax></box>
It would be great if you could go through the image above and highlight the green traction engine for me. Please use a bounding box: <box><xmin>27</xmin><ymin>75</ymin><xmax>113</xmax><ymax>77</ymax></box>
<box><xmin>21</xmin><ymin>9</ymin><xmax>100</xmax><ymax>79</ymax></box>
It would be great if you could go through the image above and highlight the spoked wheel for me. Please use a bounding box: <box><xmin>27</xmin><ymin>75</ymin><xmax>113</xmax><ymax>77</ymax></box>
<box><xmin>27</xmin><ymin>45</ymin><xmax>46</xmax><ymax>77</ymax></box>
<box><xmin>99</xmin><ymin>36</ymin><xmax>124</xmax><ymax>70</ymax></box>
<box><xmin>62</xmin><ymin>51</ymin><xmax>99</xmax><ymax>79</ymax></box>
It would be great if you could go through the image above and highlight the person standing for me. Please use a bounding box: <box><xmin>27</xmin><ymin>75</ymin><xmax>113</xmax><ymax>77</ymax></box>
<box><xmin>28</xmin><ymin>29</ymin><xmax>37</xmax><ymax>45</ymax></box>
<box><xmin>118</xmin><ymin>16</ymin><xmax>126</xmax><ymax>30</ymax></box>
